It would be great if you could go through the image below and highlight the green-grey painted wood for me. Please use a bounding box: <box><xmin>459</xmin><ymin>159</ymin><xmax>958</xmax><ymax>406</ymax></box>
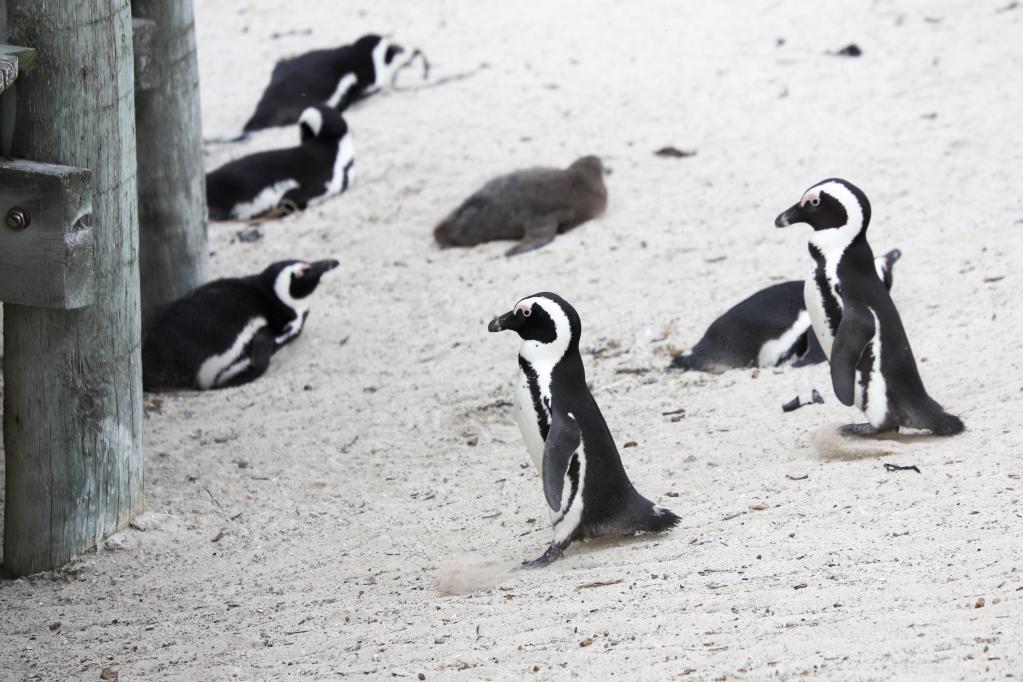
<box><xmin>131</xmin><ymin>0</ymin><xmax>207</xmax><ymax>335</ymax></box>
<box><xmin>3</xmin><ymin>0</ymin><xmax>143</xmax><ymax>577</ymax></box>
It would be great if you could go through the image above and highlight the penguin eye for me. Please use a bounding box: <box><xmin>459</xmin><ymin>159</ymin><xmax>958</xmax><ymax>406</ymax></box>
<box><xmin>810</xmin><ymin>197</ymin><xmax>821</xmax><ymax>207</ymax></box>
<box><xmin>521</xmin><ymin>308</ymin><xmax>532</xmax><ymax>317</ymax></box>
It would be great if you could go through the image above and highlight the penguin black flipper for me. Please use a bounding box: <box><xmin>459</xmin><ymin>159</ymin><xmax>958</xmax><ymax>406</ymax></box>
<box><xmin>830</xmin><ymin>306</ymin><xmax>876</xmax><ymax>407</ymax></box>
<box><xmin>216</xmin><ymin>328</ymin><xmax>276</xmax><ymax>389</ymax></box>
<box><xmin>541</xmin><ymin>410</ymin><xmax>582</xmax><ymax>511</ymax></box>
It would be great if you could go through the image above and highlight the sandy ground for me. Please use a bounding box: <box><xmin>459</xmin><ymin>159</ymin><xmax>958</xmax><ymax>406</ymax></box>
<box><xmin>3</xmin><ymin>0</ymin><xmax>1023</xmax><ymax>679</ymax></box>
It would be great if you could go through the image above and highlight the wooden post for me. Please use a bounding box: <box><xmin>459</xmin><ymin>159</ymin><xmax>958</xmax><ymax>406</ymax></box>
<box><xmin>131</xmin><ymin>0</ymin><xmax>207</xmax><ymax>334</ymax></box>
<box><xmin>3</xmin><ymin>0</ymin><xmax>143</xmax><ymax>576</ymax></box>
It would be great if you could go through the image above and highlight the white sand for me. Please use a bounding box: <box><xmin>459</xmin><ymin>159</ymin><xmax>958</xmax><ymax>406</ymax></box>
<box><xmin>2</xmin><ymin>0</ymin><xmax>1022</xmax><ymax>678</ymax></box>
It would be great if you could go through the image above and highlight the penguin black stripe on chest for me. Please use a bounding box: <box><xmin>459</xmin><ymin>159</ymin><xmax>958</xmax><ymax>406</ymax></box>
<box><xmin>489</xmin><ymin>292</ymin><xmax>680</xmax><ymax>567</ymax></box>
<box><xmin>775</xmin><ymin>178</ymin><xmax>964</xmax><ymax>437</ymax></box>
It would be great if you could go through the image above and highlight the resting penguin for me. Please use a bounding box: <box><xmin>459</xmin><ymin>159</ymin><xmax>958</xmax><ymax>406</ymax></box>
<box><xmin>488</xmin><ymin>292</ymin><xmax>680</xmax><ymax>567</ymax></box>
<box><xmin>774</xmin><ymin>178</ymin><xmax>963</xmax><ymax>436</ymax></box>
<box><xmin>142</xmin><ymin>259</ymin><xmax>339</xmax><ymax>391</ymax></box>
<box><xmin>669</xmin><ymin>249</ymin><xmax>902</xmax><ymax>372</ymax></box>
<box><xmin>206</xmin><ymin>104</ymin><xmax>354</xmax><ymax>221</ymax></box>
<box><xmin>435</xmin><ymin>156</ymin><xmax>608</xmax><ymax>256</ymax></box>
<box><xmin>243</xmin><ymin>34</ymin><xmax>405</xmax><ymax>133</ymax></box>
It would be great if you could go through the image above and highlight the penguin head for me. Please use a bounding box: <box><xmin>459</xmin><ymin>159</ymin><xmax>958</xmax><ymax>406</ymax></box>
<box><xmin>488</xmin><ymin>292</ymin><xmax>581</xmax><ymax>363</ymax></box>
<box><xmin>774</xmin><ymin>179</ymin><xmax>872</xmax><ymax>251</ymax></box>
<box><xmin>262</xmin><ymin>259</ymin><xmax>340</xmax><ymax>307</ymax></box>
<box><xmin>299</xmin><ymin>105</ymin><xmax>349</xmax><ymax>143</ymax></box>
<box><xmin>354</xmin><ymin>34</ymin><xmax>405</xmax><ymax>91</ymax></box>
<box><xmin>874</xmin><ymin>248</ymin><xmax>902</xmax><ymax>291</ymax></box>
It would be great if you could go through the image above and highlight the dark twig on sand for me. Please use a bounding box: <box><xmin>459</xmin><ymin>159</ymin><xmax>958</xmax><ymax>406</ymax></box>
<box><xmin>884</xmin><ymin>463</ymin><xmax>921</xmax><ymax>474</ymax></box>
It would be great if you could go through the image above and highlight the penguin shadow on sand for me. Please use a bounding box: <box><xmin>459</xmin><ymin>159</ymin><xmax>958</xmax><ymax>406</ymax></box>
<box><xmin>811</xmin><ymin>423</ymin><xmax>953</xmax><ymax>462</ymax></box>
<box><xmin>433</xmin><ymin>156</ymin><xmax>609</xmax><ymax>256</ymax></box>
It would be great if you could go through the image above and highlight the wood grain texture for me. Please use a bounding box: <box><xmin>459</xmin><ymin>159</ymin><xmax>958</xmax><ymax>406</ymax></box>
<box><xmin>131</xmin><ymin>0</ymin><xmax>207</xmax><ymax>334</ymax></box>
<box><xmin>0</xmin><ymin>159</ymin><xmax>94</xmax><ymax>308</ymax></box>
<box><xmin>2</xmin><ymin>0</ymin><xmax>144</xmax><ymax>576</ymax></box>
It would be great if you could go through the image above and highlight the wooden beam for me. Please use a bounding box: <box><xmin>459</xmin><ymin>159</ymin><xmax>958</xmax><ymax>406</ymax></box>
<box><xmin>0</xmin><ymin>43</ymin><xmax>36</xmax><ymax>72</ymax></box>
<box><xmin>0</xmin><ymin>159</ymin><xmax>94</xmax><ymax>308</ymax></box>
<box><xmin>131</xmin><ymin>18</ymin><xmax>157</xmax><ymax>92</ymax></box>
<box><xmin>131</xmin><ymin>1</ymin><xmax>207</xmax><ymax>334</ymax></box>
<box><xmin>0</xmin><ymin>54</ymin><xmax>15</xmax><ymax>94</ymax></box>
<box><xmin>3</xmin><ymin>0</ymin><xmax>144</xmax><ymax>577</ymax></box>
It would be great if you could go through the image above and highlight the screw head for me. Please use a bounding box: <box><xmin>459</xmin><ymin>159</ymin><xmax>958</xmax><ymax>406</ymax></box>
<box><xmin>6</xmin><ymin>207</ymin><xmax>30</xmax><ymax>230</ymax></box>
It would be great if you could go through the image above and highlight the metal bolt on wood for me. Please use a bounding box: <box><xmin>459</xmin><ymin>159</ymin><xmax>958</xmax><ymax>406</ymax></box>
<box><xmin>6</xmin><ymin>205</ymin><xmax>29</xmax><ymax>229</ymax></box>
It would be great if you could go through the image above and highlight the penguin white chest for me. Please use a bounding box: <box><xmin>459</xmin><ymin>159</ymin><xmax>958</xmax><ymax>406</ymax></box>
<box><xmin>804</xmin><ymin>266</ymin><xmax>842</xmax><ymax>359</ymax></box>
<box><xmin>513</xmin><ymin>368</ymin><xmax>548</xmax><ymax>472</ymax></box>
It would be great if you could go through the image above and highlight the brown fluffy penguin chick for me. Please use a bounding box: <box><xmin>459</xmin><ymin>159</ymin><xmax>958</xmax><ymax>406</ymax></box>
<box><xmin>433</xmin><ymin>156</ymin><xmax>607</xmax><ymax>256</ymax></box>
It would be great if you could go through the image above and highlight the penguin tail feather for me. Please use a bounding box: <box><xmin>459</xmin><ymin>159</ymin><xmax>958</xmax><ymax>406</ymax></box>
<box><xmin>643</xmin><ymin>505</ymin><xmax>681</xmax><ymax>533</ymax></box>
<box><xmin>928</xmin><ymin>410</ymin><xmax>965</xmax><ymax>437</ymax></box>
<box><xmin>910</xmin><ymin>397</ymin><xmax>965</xmax><ymax>437</ymax></box>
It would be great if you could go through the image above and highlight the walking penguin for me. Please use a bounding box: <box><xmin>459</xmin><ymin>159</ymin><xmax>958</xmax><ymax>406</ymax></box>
<box><xmin>774</xmin><ymin>178</ymin><xmax>963</xmax><ymax>436</ymax></box>
<box><xmin>142</xmin><ymin>259</ymin><xmax>339</xmax><ymax>391</ymax></box>
<box><xmin>488</xmin><ymin>292</ymin><xmax>680</xmax><ymax>566</ymax></box>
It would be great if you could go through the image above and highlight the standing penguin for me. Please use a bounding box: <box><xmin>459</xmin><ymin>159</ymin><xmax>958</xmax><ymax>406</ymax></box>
<box><xmin>206</xmin><ymin>104</ymin><xmax>354</xmax><ymax>221</ymax></box>
<box><xmin>774</xmin><ymin>178</ymin><xmax>963</xmax><ymax>436</ymax></box>
<box><xmin>435</xmin><ymin>156</ymin><xmax>608</xmax><ymax>256</ymax></box>
<box><xmin>142</xmin><ymin>259</ymin><xmax>339</xmax><ymax>391</ymax></box>
<box><xmin>488</xmin><ymin>292</ymin><xmax>680</xmax><ymax>567</ymax></box>
<box><xmin>669</xmin><ymin>249</ymin><xmax>902</xmax><ymax>372</ymax></box>
<box><xmin>242</xmin><ymin>34</ymin><xmax>405</xmax><ymax>134</ymax></box>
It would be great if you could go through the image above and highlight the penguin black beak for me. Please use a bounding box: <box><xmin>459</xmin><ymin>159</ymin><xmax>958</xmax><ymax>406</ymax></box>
<box><xmin>307</xmin><ymin>259</ymin><xmax>340</xmax><ymax>277</ymax></box>
<box><xmin>488</xmin><ymin>310</ymin><xmax>519</xmax><ymax>333</ymax></box>
<box><xmin>884</xmin><ymin>248</ymin><xmax>902</xmax><ymax>264</ymax></box>
<box><xmin>775</xmin><ymin>203</ymin><xmax>804</xmax><ymax>228</ymax></box>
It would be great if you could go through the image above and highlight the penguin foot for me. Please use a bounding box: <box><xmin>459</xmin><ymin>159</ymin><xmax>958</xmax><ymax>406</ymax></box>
<box><xmin>840</xmin><ymin>422</ymin><xmax>894</xmax><ymax>437</ymax></box>
<box><xmin>520</xmin><ymin>544</ymin><xmax>563</xmax><ymax>569</ymax></box>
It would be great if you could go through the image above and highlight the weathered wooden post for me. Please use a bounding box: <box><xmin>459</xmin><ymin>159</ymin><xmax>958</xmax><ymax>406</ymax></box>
<box><xmin>131</xmin><ymin>0</ymin><xmax>207</xmax><ymax>333</ymax></box>
<box><xmin>2</xmin><ymin>0</ymin><xmax>144</xmax><ymax>576</ymax></box>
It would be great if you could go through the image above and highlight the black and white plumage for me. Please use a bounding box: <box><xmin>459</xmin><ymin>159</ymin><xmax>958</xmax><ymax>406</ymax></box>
<box><xmin>243</xmin><ymin>34</ymin><xmax>405</xmax><ymax>133</ymax></box>
<box><xmin>142</xmin><ymin>259</ymin><xmax>339</xmax><ymax>391</ymax></box>
<box><xmin>775</xmin><ymin>178</ymin><xmax>963</xmax><ymax>436</ymax></box>
<box><xmin>206</xmin><ymin>105</ymin><xmax>354</xmax><ymax>221</ymax></box>
<box><xmin>669</xmin><ymin>249</ymin><xmax>902</xmax><ymax>372</ymax></box>
<box><xmin>488</xmin><ymin>292</ymin><xmax>679</xmax><ymax>567</ymax></box>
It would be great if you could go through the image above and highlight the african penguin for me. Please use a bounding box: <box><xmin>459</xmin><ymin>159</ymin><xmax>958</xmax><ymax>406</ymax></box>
<box><xmin>142</xmin><ymin>259</ymin><xmax>339</xmax><ymax>391</ymax></box>
<box><xmin>243</xmin><ymin>34</ymin><xmax>406</xmax><ymax>133</ymax></box>
<box><xmin>435</xmin><ymin>156</ymin><xmax>608</xmax><ymax>257</ymax></box>
<box><xmin>206</xmin><ymin>104</ymin><xmax>354</xmax><ymax>221</ymax></box>
<box><xmin>669</xmin><ymin>249</ymin><xmax>902</xmax><ymax>372</ymax></box>
<box><xmin>775</xmin><ymin>178</ymin><xmax>963</xmax><ymax>436</ymax></box>
<box><xmin>488</xmin><ymin>292</ymin><xmax>680</xmax><ymax>567</ymax></box>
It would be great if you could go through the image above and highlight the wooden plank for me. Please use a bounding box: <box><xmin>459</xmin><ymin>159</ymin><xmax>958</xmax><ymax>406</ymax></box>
<box><xmin>0</xmin><ymin>43</ymin><xmax>36</xmax><ymax>72</ymax></box>
<box><xmin>0</xmin><ymin>159</ymin><xmax>94</xmax><ymax>308</ymax></box>
<box><xmin>0</xmin><ymin>54</ymin><xmax>16</xmax><ymax>94</ymax></box>
<box><xmin>3</xmin><ymin>0</ymin><xmax>144</xmax><ymax>577</ymax></box>
<box><xmin>132</xmin><ymin>1</ymin><xmax>207</xmax><ymax>333</ymax></box>
<box><xmin>131</xmin><ymin>17</ymin><xmax>157</xmax><ymax>91</ymax></box>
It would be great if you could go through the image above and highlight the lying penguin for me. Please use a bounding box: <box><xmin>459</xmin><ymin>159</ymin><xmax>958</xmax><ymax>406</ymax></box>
<box><xmin>775</xmin><ymin>178</ymin><xmax>963</xmax><ymax>436</ymax></box>
<box><xmin>435</xmin><ymin>156</ymin><xmax>607</xmax><ymax>256</ymax></box>
<box><xmin>670</xmin><ymin>249</ymin><xmax>902</xmax><ymax>372</ymax></box>
<box><xmin>142</xmin><ymin>259</ymin><xmax>339</xmax><ymax>391</ymax></box>
<box><xmin>206</xmin><ymin>105</ymin><xmax>354</xmax><ymax>221</ymax></box>
<box><xmin>243</xmin><ymin>34</ymin><xmax>406</xmax><ymax>134</ymax></box>
<box><xmin>489</xmin><ymin>292</ymin><xmax>679</xmax><ymax>567</ymax></box>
